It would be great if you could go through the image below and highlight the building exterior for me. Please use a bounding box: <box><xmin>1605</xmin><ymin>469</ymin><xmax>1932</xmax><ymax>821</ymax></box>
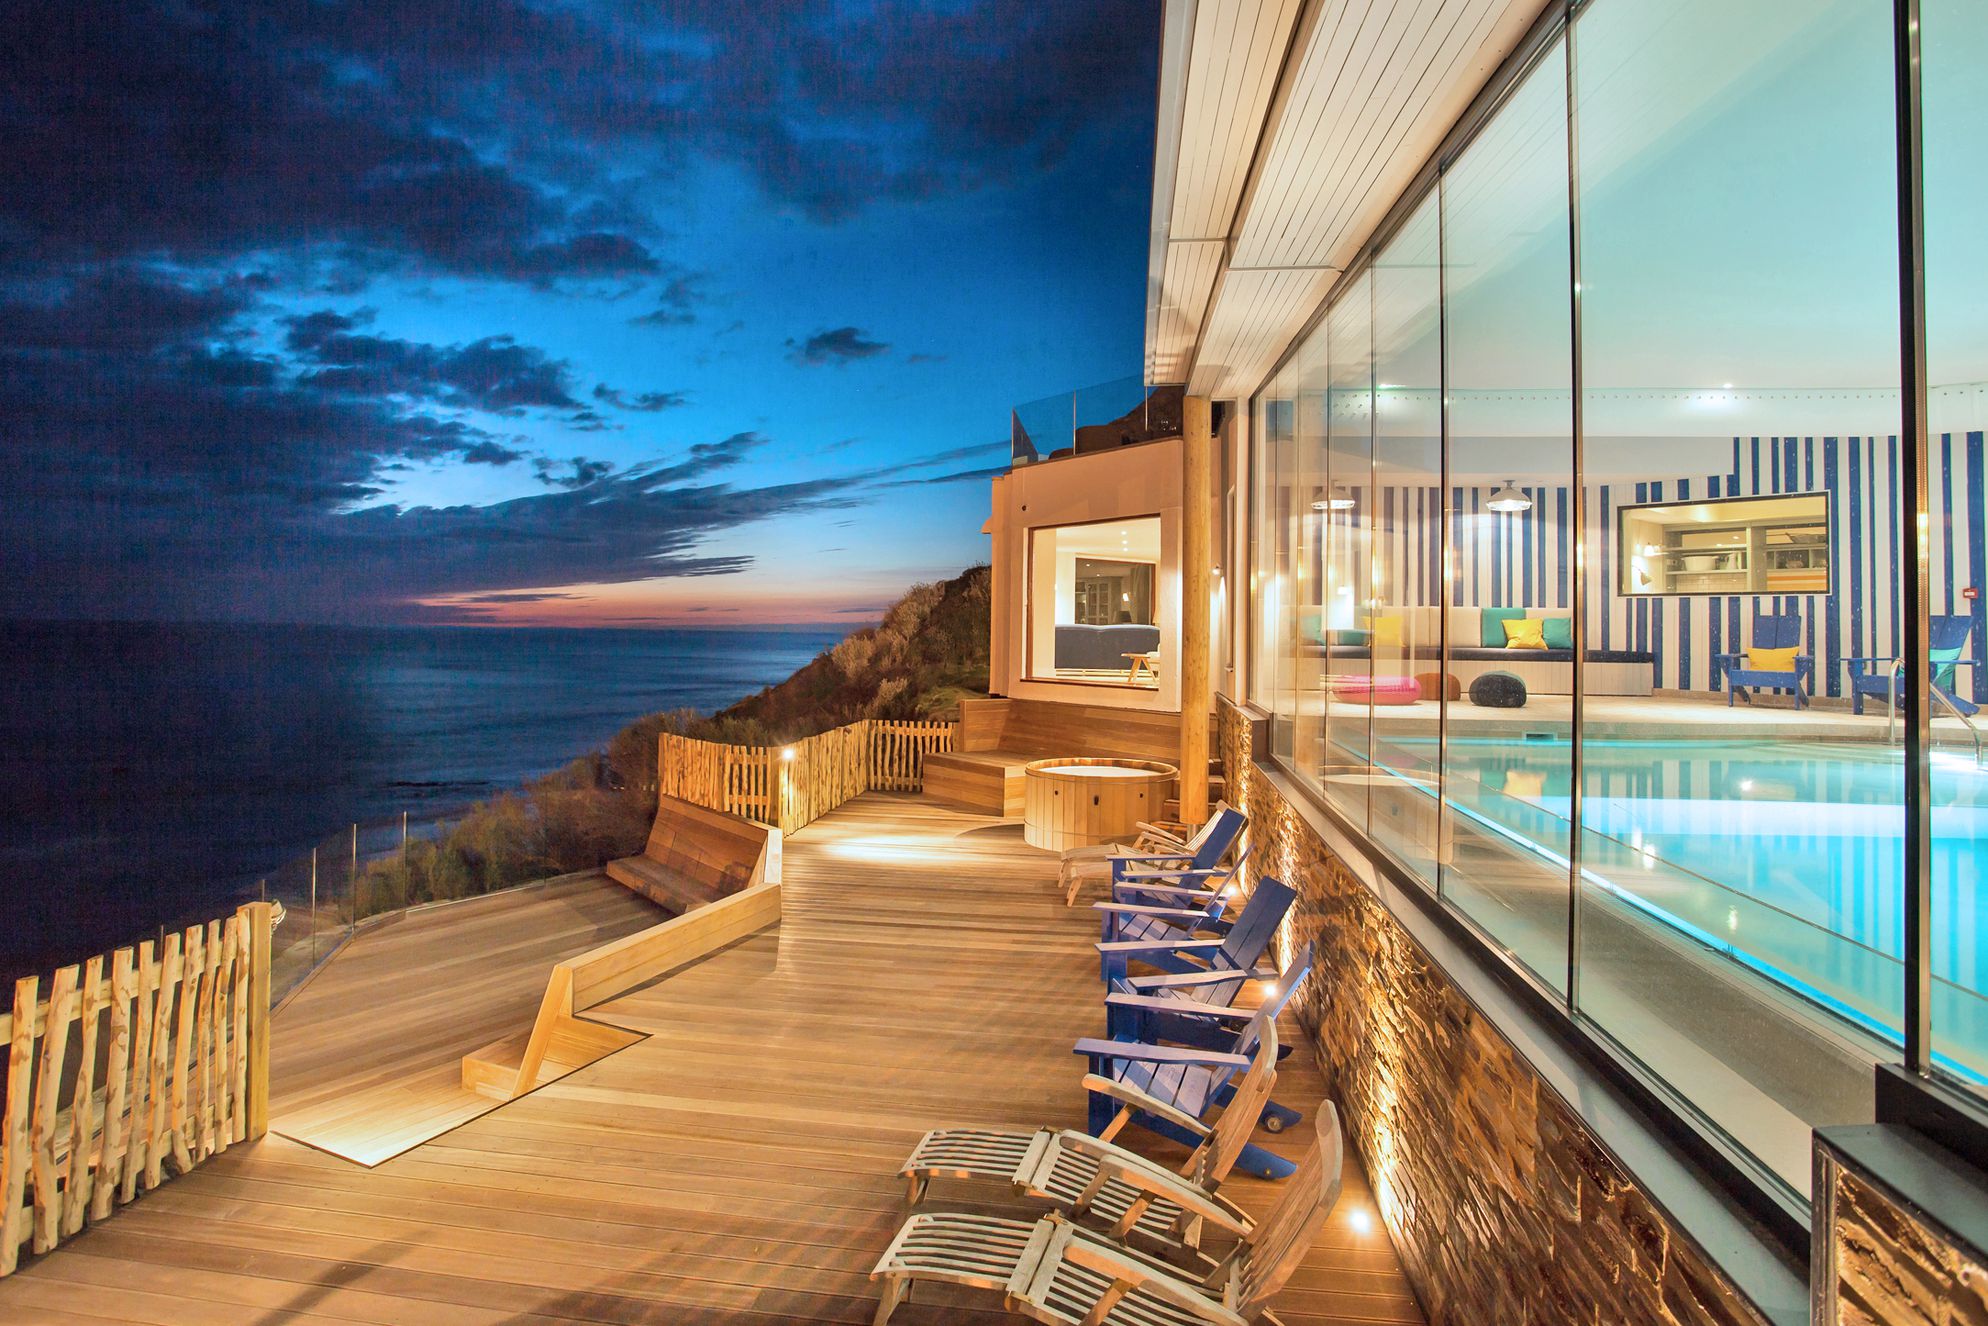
<box><xmin>995</xmin><ymin>1</ymin><xmax>1988</xmax><ymax>1321</ymax></box>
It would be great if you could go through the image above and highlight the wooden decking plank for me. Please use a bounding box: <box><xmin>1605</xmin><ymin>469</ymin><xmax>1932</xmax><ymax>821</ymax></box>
<box><xmin>0</xmin><ymin>793</ymin><xmax>1422</xmax><ymax>1325</ymax></box>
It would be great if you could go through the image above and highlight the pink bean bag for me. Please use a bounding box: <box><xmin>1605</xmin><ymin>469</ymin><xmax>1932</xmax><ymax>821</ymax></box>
<box><xmin>1325</xmin><ymin>674</ymin><xmax>1421</xmax><ymax>705</ymax></box>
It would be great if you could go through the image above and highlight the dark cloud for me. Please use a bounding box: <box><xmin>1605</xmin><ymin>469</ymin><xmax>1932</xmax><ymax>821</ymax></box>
<box><xmin>461</xmin><ymin>441</ymin><xmax>527</xmax><ymax>466</ymax></box>
<box><xmin>285</xmin><ymin>310</ymin><xmax>583</xmax><ymax>414</ymax></box>
<box><xmin>593</xmin><ymin>384</ymin><xmax>688</xmax><ymax>412</ymax></box>
<box><xmin>788</xmin><ymin>326</ymin><xmax>891</xmax><ymax>366</ymax></box>
<box><xmin>630</xmin><ymin>273</ymin><xmax>705</xmax><ymax>327</ymax></box>
<box><xmin>879</xmin><ymin>465</ymin><xmax>1009</xmax><ymax>487</ymax></box>
<box><xmin>532</xmin><ymin>456</ymin><xmax>615</xmax><ymax>489</ymax></box>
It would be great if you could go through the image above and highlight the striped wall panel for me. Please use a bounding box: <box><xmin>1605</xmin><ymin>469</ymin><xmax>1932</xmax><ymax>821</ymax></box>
<box><xmin>1352</xmin><ymin>433</ymin><xmax>1986</xmax><ymax>699</ymax></box>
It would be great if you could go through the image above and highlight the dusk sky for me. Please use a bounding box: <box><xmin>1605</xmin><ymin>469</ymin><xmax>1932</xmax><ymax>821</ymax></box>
<box><xmin>1</xmin><ymin>1</ymin><xmax>1158</xmax><ymax>627</ymax></box>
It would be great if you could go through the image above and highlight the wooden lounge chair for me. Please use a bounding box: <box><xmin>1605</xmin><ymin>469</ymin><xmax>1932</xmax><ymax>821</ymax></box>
<box><xmin>1061</xmin><ymin>818</ymin><xmax>1195</xmax><ymax>906</ymax></box>
<box><xmin>871</xmin><ymin>1106</ymin><xmax>1343</xmax><ymax>1326</ymax></box>
<box><xmin>897</xmin><ymin>1014</ymin><xmax>1280</xmax><ymax>1257</ymax></box>
<box><xmin>1078</xmin><ymin>950</ymin><xmax>1311</xmax><ymax>1181</ymax></box>
<box><xmin>1063</xmin><ymin>806</ymin><xmax>1246</xmax><ymax>907</ymax></box>
<box><xmin>1096</xmin><ymin>876</ymin><xmax>1293</xmax><ymax>986</ymax></box>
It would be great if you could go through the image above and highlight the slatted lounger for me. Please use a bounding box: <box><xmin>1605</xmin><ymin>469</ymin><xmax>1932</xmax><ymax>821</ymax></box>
<box><xmin>1062</xmin><ymin>805</ymin><xmax>1245</xmax><ymax>906</ymax></box>
<box><xmin>898</xmin><ymin>1015</ymin><xmax>1279</xmax><ymax>1257</ymax></box>
<box><xmin>871</xmin><ymin>1107</ymin><xmax>1343</xmax><ymax>1326</ymax></box>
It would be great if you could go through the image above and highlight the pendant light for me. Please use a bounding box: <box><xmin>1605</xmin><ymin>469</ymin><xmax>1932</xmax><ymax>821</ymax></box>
<box><xmin>1486</xmin><ymin>481</ymin><xmax>1532</xmax><ymax>513</ymax></box>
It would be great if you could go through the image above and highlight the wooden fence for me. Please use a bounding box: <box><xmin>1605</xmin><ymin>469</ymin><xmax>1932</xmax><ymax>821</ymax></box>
<box><xmin>657</xmin><ymin>718</ymin><xmax>954</xmax><ymax>833</ymax></box>
<box><xmin>0</xmin><ymin>901</ymin><xmax>275</xmax><ymax>1276</ymax></box>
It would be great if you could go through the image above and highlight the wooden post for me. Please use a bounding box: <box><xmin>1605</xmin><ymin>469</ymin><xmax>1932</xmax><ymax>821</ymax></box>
<box><xmin>0</xmin><ymin>976</ymin><xmax>37</xmax><ymax>1275</ymax></box>
<box><xmin>1179</xmin><ymin>394</ymin><xmax>1214</xmax><ymax>822</ymax></box>
<box><xmin>62</xmin><ymin>955</ymin><xmax>104</xmax><ymax>1235</ymax></box>
<box><xmin>244</xmin><ymin>903</ymin><xmax>272</xmax><ymax>1141</ymax></box>
<box><xmin>30</xmin><ymin>965</ymin><xmax>77</xmax><ymax>1253</ymax></box>
<box><xmin>93</xmin><ymin>948</ymin><xmax>135</xmax><ymax>1222</ymax></box>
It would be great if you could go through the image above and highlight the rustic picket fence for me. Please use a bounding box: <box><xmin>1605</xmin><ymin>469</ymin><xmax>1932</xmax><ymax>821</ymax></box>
<box><xmin>0</xmin><ymin>901</ymin><xmax>276</xmax><ymax>1276</ymax></box>
<box><xmin>658</xmin><ymin>718</ymin><xmax>954</xmax><ymax>833</ymax></box>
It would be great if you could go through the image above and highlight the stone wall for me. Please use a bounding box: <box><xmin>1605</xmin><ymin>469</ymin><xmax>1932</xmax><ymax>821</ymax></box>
<box><xmin>1816</xmin><ymin>1135</ymin><xmax>1988</xmax><ymax>1326</ymax></box>
<box><xmin>1216</xmin><ymin>700</ymin><xmax>1767</xmax><ymax>1326</ymax></box>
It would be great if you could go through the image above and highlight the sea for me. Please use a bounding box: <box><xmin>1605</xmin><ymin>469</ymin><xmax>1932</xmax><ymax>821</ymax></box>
<box><xmin>0</xmin><ymin>620</ymin><xmax>844</xmax><ymax>978</ymax></box>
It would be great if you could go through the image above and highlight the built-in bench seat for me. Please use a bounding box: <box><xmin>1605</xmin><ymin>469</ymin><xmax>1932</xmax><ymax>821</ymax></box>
<box><xmin>922</xmin><ymin>698</ymin><xmax>1185</xmax><ymax>816</ymax></box>
<box><xmin>606</xmin><ymin>794</ymin><xmax>781</xmax><ymax>913</ymax></box>
<box><xmin>923</xmin><ymin>749</ymin><xmax>1029</xmax><ymax>816</ymax></box>
<box><xmin>1298</xmin><ymin>644</ymin><xmax>1654</xmax><ymax>697</ymax></box>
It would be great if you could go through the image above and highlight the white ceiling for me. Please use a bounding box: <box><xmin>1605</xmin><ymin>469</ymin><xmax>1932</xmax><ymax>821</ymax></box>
<box><xmin>1147</xmin><ymin>0</ymin><xmax>1546</xmax><ymax>400</ymax></box>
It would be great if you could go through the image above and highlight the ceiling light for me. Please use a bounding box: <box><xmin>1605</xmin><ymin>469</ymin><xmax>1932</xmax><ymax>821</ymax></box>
<box><xmin>1311</xmin><ymin>485</ymin><xmax>1356</xmax><ymax>511</ymax></box>
<box><xmin>1486</xmin><ymin>481</ymin><xmax>1532</xmax><ymax>513</ymax></box>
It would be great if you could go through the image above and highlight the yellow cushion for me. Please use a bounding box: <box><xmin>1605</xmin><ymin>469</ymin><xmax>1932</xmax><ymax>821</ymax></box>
<box><xmin>1361</xmin><ymin>615</ymin><xmax>1404</xmax><ymax>648</ymax></box>
<box><xmin>1746</xmin><ymin>645</ymin><xmax>1799</xmax><ymax>672</ymax></box>
<box><xmin>1502</xmin><ymin>618</ymin><xmax>1547</xmax><ymax>650</ymax></box>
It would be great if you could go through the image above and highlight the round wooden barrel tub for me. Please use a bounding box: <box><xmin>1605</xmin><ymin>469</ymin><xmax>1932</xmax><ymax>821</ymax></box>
<box><xmin>1022</xmin><ymin>758</ymin><xmax>1179</xmax><ymax>851</ymax></box>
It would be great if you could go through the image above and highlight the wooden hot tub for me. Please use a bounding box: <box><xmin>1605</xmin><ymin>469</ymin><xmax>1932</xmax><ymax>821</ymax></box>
<box><xmin>1022</xmin><ymin>757</ymin><xmax>1179</xmax><ymax>851</ymax></box>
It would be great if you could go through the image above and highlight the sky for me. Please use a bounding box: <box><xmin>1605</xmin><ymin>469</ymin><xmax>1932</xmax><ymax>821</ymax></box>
<box><xmin>0</xmin><ymin>0</ymin><xmax>1159</xmax><ymax>627</ymax></box>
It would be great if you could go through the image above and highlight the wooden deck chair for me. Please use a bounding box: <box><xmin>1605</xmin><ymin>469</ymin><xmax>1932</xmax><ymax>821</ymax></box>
<box><xmin>1077</xmin><ymin>948</ymin><xmax>1311</xmax><ymax>1181</ymax></box>
<box><xmin>1076</xmin><ymin>806</ymin><xmax>1246</xmax><ymax>908</ymax></box>
<box><xmin>871</xmin><ymin>1106</ymin><xmax>1344</xmax><ymax>1326</ymax></box>
<box><xmin>897</xmin><ymin>1015</ymin><xmax>1280</xmax><ymax>1257</ymax></box>
<box><xmin>1107</xmin><ymin>940</ymin><xmax>1312</xmax><ymax>1059</ymax></box>
<box><xmin>1059</xmin><ymin>803</ymin><xmax>1232</xmax><ymax>904</ymax></box>
<box><xmin>1097</xmin><ymin>875</ymin><xmax>1292</xmax><ymax>986</ymax></box>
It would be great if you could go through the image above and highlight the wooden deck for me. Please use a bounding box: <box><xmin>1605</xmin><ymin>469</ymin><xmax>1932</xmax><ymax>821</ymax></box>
<box><xmin>0</xmin><ymin>793</ymin><xmax>1424</xmax><ymax>1325</ymax></box>
<box><xmin>268</xmin><ymin>872</ymin><xmax>666</xmax><ymax>1165</ymax></box>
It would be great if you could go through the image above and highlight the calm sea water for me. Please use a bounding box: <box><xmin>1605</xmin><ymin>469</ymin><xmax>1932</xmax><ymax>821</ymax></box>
<box><xmin>0</xmin><ymin>620</ymin><xmax>843</xmax><ymax>976</ymax></box>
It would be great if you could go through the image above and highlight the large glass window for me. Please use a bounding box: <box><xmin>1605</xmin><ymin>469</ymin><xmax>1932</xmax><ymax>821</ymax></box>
<box><xmin>1923</xmin><ymin>0</ymin><xmax>1988</xmax><ymax>1096</ymax></box>
<box><xmin>1367</xmin><ymin>197</ymin><xmax>1444</xmax><ymax>884</ymax></box>
<box><xmin>1572</xmin><ymin>0</ymin><xmax>1896</xmax><ymax>1197</ymax></box>
<box><xmin>1438</xmin><ymin>39</ymin><xmax>1575</xmax><ymax>992</ymax></box>
<box><xmin>1319</xmin><ymin>276</ymin><xmax>1374</xmax><ymax>828</ymax></box>
<box><xmin>1241</xmin><ymin>0</ymin><xmax>1984</xmax><ymax>1208</ymax></box>
<box><xmin>1027</xmin><ymin>517</ymin><xmax>1164</xmax><ymax>689</ymax></box>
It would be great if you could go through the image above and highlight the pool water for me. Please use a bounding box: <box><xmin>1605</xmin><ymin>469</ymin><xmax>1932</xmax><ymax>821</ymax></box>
<box><xmin>1383</xmin><ymin>736</ymin><xmax>1988</xmax><ymax>1080</ymax></box>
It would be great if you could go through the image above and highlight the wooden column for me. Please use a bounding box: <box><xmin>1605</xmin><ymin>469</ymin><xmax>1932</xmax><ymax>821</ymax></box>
<box><xmin>243</xmin><ymin>902</ymin><xmax>272</xmax><ymax>1140</ymax></box>
<box><xmin>1179</xmin><ymin>395</ymin><xmax>1214</xmax><ymax>822</ymax></box>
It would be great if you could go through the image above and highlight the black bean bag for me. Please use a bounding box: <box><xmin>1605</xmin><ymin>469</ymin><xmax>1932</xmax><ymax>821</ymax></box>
<box><xmin>1469</xmin><ymin>670</ymin><xmax>1528</xmax><ymax>708</ymax></box>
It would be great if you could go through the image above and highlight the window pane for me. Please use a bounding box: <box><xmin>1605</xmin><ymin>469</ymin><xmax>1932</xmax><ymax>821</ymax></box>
<box><xmin>1438</xmin><ymin>41</ymin><xmax>1576</xmax><ymax>990</ymax></box>
<box><xmin>1291</xmin><ymin>329</ymin><xmax>1332</xmax><ymax>790</ymax></box>
<box><xmin>1573</xmin><ymin>0</ymin><xmax>1894</xmax><ymax>1198</ymax></box>
<box><xmin>1026</xmin><ymin>519</ymin><xmax>1163</xmax><ymax>689</ymax></box>
<box><xmin>1924</xmin><ymin>0</ymin><xmax>1988</xmax><ymax>1096</ymax></box>
<box><xmin>1367</xmin><ymin>196</ymin><xmax>1445</xmax><ymax>884</ymax></box>
<box><xmin>1258</xmin><ymin>374</ymin><xmax>1300</xmax><ymax>760</ymax></box>
<box><xmin>1320</xmin><ymin>274</ymin><xmax>1375</xmax><ymax>828</ymax></box>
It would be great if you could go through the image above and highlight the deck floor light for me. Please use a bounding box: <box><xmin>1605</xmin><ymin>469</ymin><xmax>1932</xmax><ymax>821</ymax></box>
<box><xmin>1487</xmin><ymin>481</ymin><xmax>1532</xmax><ymax>513</ymax></box>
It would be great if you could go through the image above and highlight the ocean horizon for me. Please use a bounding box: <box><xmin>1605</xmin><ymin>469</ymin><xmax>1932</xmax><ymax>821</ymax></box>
<box><xmin>0</xmin><ymin>618</ymin><xmax>846</xmax><ymax>977</ymax></box>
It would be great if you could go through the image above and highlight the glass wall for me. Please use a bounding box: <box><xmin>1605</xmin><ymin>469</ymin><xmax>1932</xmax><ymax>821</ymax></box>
<box><xmin>1438</xmin><ymin>39</ymin><xmax>1575</xmax><ymax>991</ymax></box>
<box><xmin>1923</xmin><ymin>0</ymin><xmax>1988</xmax><ymax>1094</ymax></box>
<box><xmin>1243</xmin><ymin>0</ymin><xmax>1988</xmax><ymax>1202</ymax></box>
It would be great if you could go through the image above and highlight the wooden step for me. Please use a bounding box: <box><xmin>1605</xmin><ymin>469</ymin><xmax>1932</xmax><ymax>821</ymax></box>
<box><xmin>458</xmin><ymin>1015</ymin><xmax>644</xmax><ymax>1101</ymax></box>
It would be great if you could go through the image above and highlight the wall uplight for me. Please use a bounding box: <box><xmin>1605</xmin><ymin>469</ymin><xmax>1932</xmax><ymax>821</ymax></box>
<box><xmin>781</xmin><ymin>747</ymin><xmax>796</xmax><ymax>762</ymax></box>
<box><xmin>1486</xmin><ymin>481</ymin><xmax>1533</xmax><ymax>513</ymax></box>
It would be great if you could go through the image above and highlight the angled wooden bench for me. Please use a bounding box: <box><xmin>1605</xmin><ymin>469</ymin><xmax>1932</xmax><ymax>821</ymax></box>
<box><xmin>461</xmin><ymin>797</ymin><xmax>782</xmax><ymax>1103</ymax></box>
<box><xmin>606</xmin><ymin>794</ymin><xmax>782</xmax><ymax>912</ymax></box>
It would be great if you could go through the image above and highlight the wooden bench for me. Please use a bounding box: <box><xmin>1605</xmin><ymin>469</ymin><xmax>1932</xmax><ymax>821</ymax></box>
<box><xmin>923</xmin><ymin>698</ymin><xmax>1183</xmax><ymax>817</ymax></box>
<box><xmin>605</xmin><ymin>794</ymin><xmax>781</xmax><ymax>913</ymax></box>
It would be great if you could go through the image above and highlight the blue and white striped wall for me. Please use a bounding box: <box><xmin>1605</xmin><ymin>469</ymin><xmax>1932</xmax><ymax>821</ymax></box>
<box><xmin>1347</xmin><ymin>432</ymin><xmax>1986</xmax><ymax>700</ymax></box>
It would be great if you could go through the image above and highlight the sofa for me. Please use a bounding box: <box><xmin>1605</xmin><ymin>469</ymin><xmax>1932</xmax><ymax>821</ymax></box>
<box><xmin>1054</xmin><ymin>623</ymin><xmax>1161</xmax><ymax>672</ymax></box>
<box><xmin>1296</xmin><ymin>604</ymin><xmax>1652</xmax><ymax>697</ymax></box>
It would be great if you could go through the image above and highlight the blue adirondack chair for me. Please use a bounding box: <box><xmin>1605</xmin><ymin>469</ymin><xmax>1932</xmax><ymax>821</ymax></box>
<box><xmin>1096</xmin><ymin>875</ymin><xmax>1295</xmax><ymax>985</ymax></box>
<box><xmin>1075</xmin><ymin>944</ymin><xmax>1314</xmax><ymax>1181</ymax></box>
<box><xmin>1106</xmin><ymin>806</ymin><xmax>1246</xmax><ymax>907</ymax></box>
<box><xmin>1848</xmin><ymin>615</ymin><xmax>1981</xmax><ymax>718</ymax></box>
<box><xmin>1715</xmin><ymin>611</ymin><xmax>1812</xmax><ymax>709</ymax></box>
<box><xmin>1095</xmin><ymin>844</ymin><xmax>1253</xmax><ymax>943</ymax></box>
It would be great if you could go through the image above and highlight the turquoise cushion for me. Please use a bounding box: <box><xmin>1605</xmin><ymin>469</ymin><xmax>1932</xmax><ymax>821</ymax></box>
<box><xmin>1299</xmin><ymin>610</ymin><xmax>1324</xmax><ymax>644</ymax></box>
<box><xmin>1481</xmin><ymin>607</ymin><xmax>1526</xmax><ymax>648</ymax></box>
<box><xmin>1931</xmin><ymin>646</ymin><xmax>1964</xmax><ymax>664</ymax></box>
<box><xmin>1541</xmin><ymin>616</ymin><xmax>1573</xmax><ymax>650</ymax></box>
<box><xmin>1329</xmin><ymin>629</ymin><xmax>1372</xmax><ymax>647</ymax></box>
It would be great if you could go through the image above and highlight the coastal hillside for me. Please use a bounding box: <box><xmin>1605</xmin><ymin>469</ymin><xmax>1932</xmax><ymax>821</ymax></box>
<box><xmin>358</xmin><ymin>565</ymin><xmax>991</xmax><ymax>912</ymax></box>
